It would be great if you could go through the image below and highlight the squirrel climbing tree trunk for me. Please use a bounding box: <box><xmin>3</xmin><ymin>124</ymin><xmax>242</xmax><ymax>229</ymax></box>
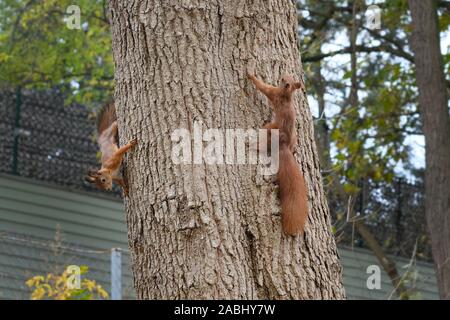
<box><xmin>108</xmin><ymin>0</ymin><xmax>345</xmax><ymax>299</ymax></box>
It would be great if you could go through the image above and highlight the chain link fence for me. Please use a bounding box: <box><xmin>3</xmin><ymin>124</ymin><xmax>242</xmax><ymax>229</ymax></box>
<box><xmin>0</xmin><ymin>87</ymin><xmax>121</xmax><ymax>196</ymax></box>
<box><xmin>0</xmin><ymin>230</ymin><xmax>135</xmax><ymax>300</ymax></box>
<box><xmin>331</xmin><ymin>177</ymin><xmax>431</xmax><ymax>261</ymax></box>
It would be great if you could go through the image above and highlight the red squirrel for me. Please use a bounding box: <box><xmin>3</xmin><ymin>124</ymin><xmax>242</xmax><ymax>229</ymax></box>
<box><xmin>247</xmin><ymin>73</ymin><xmax>308</xmax><ymax>236</ymax></box>
<box><xmin>85</xmin><ymin>103</ymin><xmax>137</xmax><ymax>196</ymax></box>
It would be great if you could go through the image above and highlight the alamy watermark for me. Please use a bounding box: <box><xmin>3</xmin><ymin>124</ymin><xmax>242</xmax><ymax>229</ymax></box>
<box><xmin>65</xmin><ymin>5</ymin><xmax>81</xmax><ymax>30</ymax></box>
<box><xmin>171</xmin><ymin>121</ymin><xmax>280</xmax><ymax>176</ymax></box>
<box><xmin>366</xmin><ymin>265</ymin><xmax>381</xmax><ymax>290</ymax></box>
<box><xmin>366</xmin><ymin>5</ymin><xmax>381</xmax><ymax>30</ymax></box>
<box><xmin>66</xmin><ymin>265</ymin><xmax>81</xmax><ymax>289</ymax></box>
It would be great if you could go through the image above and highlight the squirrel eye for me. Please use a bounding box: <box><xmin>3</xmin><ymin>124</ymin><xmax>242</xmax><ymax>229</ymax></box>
<box><xmin>101</xmin><ymin>178</ymin><xmax>106</xmax><ymax>183</ymax></box>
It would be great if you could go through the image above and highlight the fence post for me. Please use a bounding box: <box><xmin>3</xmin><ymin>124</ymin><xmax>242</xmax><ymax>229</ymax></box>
<box><xmin>111</xmin><ymin>248</ymin><xmax>122</xmax><ymax>300</ymax></box>
<box><xmin>12</xmin><ymin>86</ymin><xmax>22</xmax><ymax>175</ymax></box>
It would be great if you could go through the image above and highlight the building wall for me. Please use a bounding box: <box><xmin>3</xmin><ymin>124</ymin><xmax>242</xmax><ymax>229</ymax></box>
<box><xmin>0</xmin><ymin>173</ymin><xmax>126</xmax><ymax>248</ymax></box>
<box><xmin>339</xmin><ymin>246</ymin><xmax>439</xmax><ymax>299</ymax></box>
<box><xmin>0</xmin><ymin>174</ymin><xmax>440</xmax><ymax>300</ymax></box>
<box><xmin>0</xmin><ymin>173</ymin><xmax>133</xmax><ymax>299</ymax></box>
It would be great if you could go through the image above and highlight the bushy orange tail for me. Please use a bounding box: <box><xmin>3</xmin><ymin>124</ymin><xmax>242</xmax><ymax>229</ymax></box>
<box><xmin>97</xmin><ymin>102</ymin><xmax>118</xmax><ymax>142</ymax></box>
<box><xmin>278</xmin><ymin>147</ymin><xmax>308</xmax><ymax>236</ymax></box>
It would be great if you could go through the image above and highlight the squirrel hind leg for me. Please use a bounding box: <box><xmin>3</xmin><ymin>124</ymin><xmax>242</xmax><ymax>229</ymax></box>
<box><xmin>260</xmin><ymin>122</ymin><xmax>278</xmax><ymax>154</ymax></box>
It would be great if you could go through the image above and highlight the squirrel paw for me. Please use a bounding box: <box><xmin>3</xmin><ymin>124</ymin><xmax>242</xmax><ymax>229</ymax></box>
<box><xmin>129</xmin><ymin>138</ymin><xmax>138</xmax><ymax>147</ymax></box>
<box><xmin>247</xmin><ymin>73</ymin><xmax>255</xmax><ymax>80</ymax></box>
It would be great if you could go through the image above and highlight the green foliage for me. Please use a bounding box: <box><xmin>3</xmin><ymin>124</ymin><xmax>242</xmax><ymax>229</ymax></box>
<box><xmin>330</xmin><ymin>60</ymin><xmax>415</xmax><ymax>193</ymax></box>
<box><xmin>0</xmin><ymin>0</ymin><xmax>113</xmax><ymax>104</ymax></box>
<box><xmin>298</xmin><ymin>0</ymin><xmax>450</xmax><ymax>199</ymax></box>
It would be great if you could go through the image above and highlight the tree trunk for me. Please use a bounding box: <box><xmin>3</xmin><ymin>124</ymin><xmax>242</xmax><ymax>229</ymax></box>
<box><xmin>408</xmin><ymin>0</ymin><xmax>450</xmax><ymax>299</ymax></box>
<box><xmin>108</xmin><ymin>0</ymin><xmax>345</xmax><ymax>299</ymax></box>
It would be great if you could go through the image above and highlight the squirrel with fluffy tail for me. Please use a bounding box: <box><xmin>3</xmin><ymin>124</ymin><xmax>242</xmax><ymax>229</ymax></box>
<box><xmin>247</xmin><ymin>73</ymin><xmax>309</xmax><ymax>236</ymax></box>
<box><xmin>85</xmin><ymin>103</ymin><xmax>137</xmax><ymax>196</ymax></box>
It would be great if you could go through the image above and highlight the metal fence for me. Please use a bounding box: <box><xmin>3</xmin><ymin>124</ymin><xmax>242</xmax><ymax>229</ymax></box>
<box><xmin>331</xmin><ymin>177</ymin><xmax>431</xmax><ymax>262</ymax></box>
<box><xmin>0</xmin><ymin>230</ymin><xmax>135</xmax><ymax>300</ymax></box>
<box><xmin>0</xmin><ymin>87</ymin><xmax>121</xmax><ymax>196</ymax></box>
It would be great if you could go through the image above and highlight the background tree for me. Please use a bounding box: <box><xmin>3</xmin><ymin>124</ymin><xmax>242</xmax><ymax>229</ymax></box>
<box><xmin>298</xmin><ymin>0</ymin><xmax>450</xmax><ymax>298</ymax></box>
<box><xmin>298</xmin><ymin>0</ymin><xmax>416</xmax><ymax>298</ymax></box>
<box><xmin>108</xmin><ymin>0</ymin><xmax>345</xmax><ymax>299</ymax></box>
<box><xmin>408</xmin><ymin>0</ymin><xmax>450</xmax><ymax>300</ymax></box>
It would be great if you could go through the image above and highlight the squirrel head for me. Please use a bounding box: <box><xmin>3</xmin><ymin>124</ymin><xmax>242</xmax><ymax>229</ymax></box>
<box><xmin>279</xmin><ymin>74</ymin><xmax>303</xmax><ymax>94</ymax></box>
<box><xmin>85</xmin><ymin>168</ymin><xmax>113</xmax><ymax>190</ymax></box>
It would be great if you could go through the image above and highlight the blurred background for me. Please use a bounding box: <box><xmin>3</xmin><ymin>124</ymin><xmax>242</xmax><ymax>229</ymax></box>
<box><xmin>0</xmin><ymin>0</ymin><xmax>449</xmax><ymax>299</ymax></box>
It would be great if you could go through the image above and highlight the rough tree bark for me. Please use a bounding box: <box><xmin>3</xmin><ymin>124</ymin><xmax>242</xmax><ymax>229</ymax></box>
<box><xmin>108</xmin><ymin>0</ymin><xmax>345</xmax><ymax>299</ymax></box>
<box><xmin>408</xmin><ymin>0</ymin><xmax>450</xmax><ymax>299</ymax></box>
